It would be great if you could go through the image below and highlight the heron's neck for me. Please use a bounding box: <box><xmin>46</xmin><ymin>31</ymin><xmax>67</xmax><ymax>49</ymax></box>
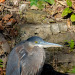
<box><xmin>24</xmin><ymin>42</ymin><xmax>34</xmax><ymax>54</ymax></box>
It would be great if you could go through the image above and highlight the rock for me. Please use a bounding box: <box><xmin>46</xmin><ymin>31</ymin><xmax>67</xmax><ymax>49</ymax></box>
<box><xmin>19</xmin><ymin>4</ymin><xmax>28</xmax><ymax>12</ymax></box>
<box><xmin>19</xmin><ymin>24</ymin><xmax>52</xmax><ymax>41</ymax></box>
<box><xmin>54</xmin><ymin>53</ymin><xmax>75</xmax><ymax>63</ymax></box>
<box><xmin>18</xmin><ymin>23</ymin><xmax>75</xmax><ymax>43</ymax></box>
<box><xmin>45</xmin><ymin>48</ymin><xmax>75</xmax><ymax>73</ymax></box>
<box><xmin>59</xmin><ymin>22</ymin><xmax>68</xmax><ymax>33</ymax></box>
<box><xmin>43</xmin><ymin>18</ymin><xmax>55</xmax><ymax>24</ymax></box>
<box><xmin>43</xmin><ymin>18</ymin><xmax>50</xmax><ymax>24</ymax></box>
<box><xmin>50</xmin><ymin>23</ymin><xmax>60</xmax><ymax>34</ymax></box>
<box><xmin>24</xmin><ymin>10</ymin><xmax>47</xmax><ymax>24</ymax></box>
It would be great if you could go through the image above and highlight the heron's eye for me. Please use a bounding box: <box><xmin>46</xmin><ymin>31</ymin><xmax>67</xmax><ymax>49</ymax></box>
<box><xmin>35</xmin><ymin>41</ymin><xmax>38</xmax><ymax>43</ymax></box>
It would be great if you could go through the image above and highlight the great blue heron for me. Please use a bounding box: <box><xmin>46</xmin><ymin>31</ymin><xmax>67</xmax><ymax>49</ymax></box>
<box><xmin>6</xmin><ymin>36</ymin><xmax>62</xmax><ymax>75</ymax></box>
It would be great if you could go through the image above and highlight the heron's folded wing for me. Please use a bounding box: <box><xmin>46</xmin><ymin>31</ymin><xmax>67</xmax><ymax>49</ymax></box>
<box><xmin>6</xmin><ymin>44</ymin><xmax>27</xmax><ymax>75</ymax></box>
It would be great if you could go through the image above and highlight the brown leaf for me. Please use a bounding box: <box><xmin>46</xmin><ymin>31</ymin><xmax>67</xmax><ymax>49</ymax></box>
<box><xmin>0</xmin><ymin>67</ymin><xmax>3</xmax><ymax>75</ymax></box>
<box><xmin>0</xmin><ymin>21</ymin><xmax>4</xmax><ymax>30</ymax></box>
<box><xmin>67</xmin><ymin>19</ymin><xmax>71</xmax><ymax>28</ymax></box>
<box><xmin>10</xmin><ymin>18</ymin><xmax>16</xmax><ymax>23</ymax></box>
<box><xmin>0</xmin><ymin>0</ymin><xmax>5</xmax><ymax>3</ymax></box>
<box><xmin>30</xmin><ymin>5</ymin><xmax>38</xmax><ymax>10</ymax></box>
<box><xmin>0</xmin><ymin>6</ymin><xmax>2</xmax><ymax>11</ymax></box>
<box><xmin>54</xmin><ymin>13</ymin><xmax>62</xmax><ymax>21</ymax></box>
<box><xmin>0</xmin><ymin>67</ymin><xmax>6</xmax><ymax>75</ymax></box>
<box><xmin>72</xmin><ymin>1</ymin><xmax>75</xmax><ymax>10</ymax></box>
<box><xmin>2</xmin><ymin>14</ymin><xmax>12</xmax><ymax>21</ymax></box>
<box><xmin>6</xmin><ymin>21</ymin><xmax>12</xmax><ymax>26</ymax></box>
<box><xmin>2</xmin><ymin>68</ymin><xmax>6</xmax><ymax>75</ymax></box>
<box><xmin>56</xmin><ymin>6</ymin><xmax>65</xmax><ymax>13</ymax></box>
<box><xmin>9</xmin><ymin>29</ymin><xmax>18</xmax><ymax>37</ymax></box>
<box><xmin>6</xmin><ymin>18</ymin><xmax>16</xmax><ymax>26</ymax></box>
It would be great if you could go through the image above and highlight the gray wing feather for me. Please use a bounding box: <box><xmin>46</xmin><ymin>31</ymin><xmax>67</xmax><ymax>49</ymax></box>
<box><xmin>6</xmin><ymin>49</ymin><xmax>20</xmax><ymax>75</ymax></box>
<box><xmin>6</xmin><ymin>43</ymin><xmax>27</xmax><ymax>75</ymax></box>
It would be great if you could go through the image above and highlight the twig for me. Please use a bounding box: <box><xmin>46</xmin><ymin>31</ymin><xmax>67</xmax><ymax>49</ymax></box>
<box><xmin>57</xmin><ymin>1</ymin><xmax>66</xmax><ymax>6</ymax></box>
<box><xmin>4</xmin><ymin>8</ymin><xmax>19</xmax><ymax>14</ymax></box>
<box><xmin>0</xmin><ymin>3</ymin><xmax>12</xmax><ymax>8</ymax></box>
<box><xmin>4</xmin><ymin>8</ymin><xmax>19</xmax><ymax>12</ymax></box>
<box><xmin>20</xmin><ymin>1</ymin><xmax>30</xmax><ymax>4</ymax></box>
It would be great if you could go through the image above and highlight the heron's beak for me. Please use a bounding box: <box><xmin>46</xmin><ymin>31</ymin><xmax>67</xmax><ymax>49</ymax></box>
<box><xmin>35</xmin><ymin>42</ymin><xmax>63</xmax><ymax>48</ymax></box>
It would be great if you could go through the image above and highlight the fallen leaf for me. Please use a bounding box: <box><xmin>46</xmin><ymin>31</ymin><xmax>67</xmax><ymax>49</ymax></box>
<box><xmin>6</xmin><ymin>21</ymin><xmax>12</xmax><ymax>26</ymax></box>
<box><xmin>72</xmin><ymin>1</ymin><xmax>75</xmax><ymax>10</ymax></box>
<box><xmin>54</xmin><ymin>13</ymin><xmax>62</xmax><ymax>21</ymax></box>
<box><xmin>9</xmin><ymin>18</ymin><xmax>16</xmax><ymax>23</ymax></box>
<box><xmin>0</xmin><ymin>50</ymin><xmax>4</xmax><ymax>56</ymax></box>
<box><xmin>0</xmin><ymin>67</ymin><xmax>6</xmax><ymax>75</ymax></box>
<box><xmin>3</xmin><ymin>68</ymin><xmax>6</xmax><ymax>75</ymax></box>
<box><xmin>6</xmin><ymin>18</ymin><xmax>16</xmax><ymax>26</ymax></box>
<box><xmin>0</xmin><ymin>0</ymin><xmax>5</xmax><ymax>3</ymax></box>
<box><xmin>67</xmin><ymin>19</ymin><xmax>71</xmax><ymax>28</ymax></box>
<box><xmin>56</xmin><ymin>6</ymin><xmax>65</xmax><ymax>13</ymax></box>
<box><xmin>9</xmin><ymin>29</ymin><xmax>18</xmax><ymax>37</ymax></box>
<box><xmin>0</xmin><ymin>6</ymin><xmax>2</xmax><ymax>11</ymax></box>
<box><xmin>0</xmin><ymin>21</ymin><xmax>4</xmax><ymax>30</ymax></box>
<box><xmin>0</xmin><ymin>67</ymin><xmax>3</xmax><ymax>75</ymax></box>
<box><xmin>30</xmin><ymin>5</ymin><xmax>38</xmax><ymax>10</ymax></box>
<box><xmin>2</xmin><ymin>14</ymin><xmax>12</xmax><ymax>21</ymax></box>
<box><xmin>58</xmin><ymin>1</ymin><xmax>67</xmax><ymax>6</ymax></box>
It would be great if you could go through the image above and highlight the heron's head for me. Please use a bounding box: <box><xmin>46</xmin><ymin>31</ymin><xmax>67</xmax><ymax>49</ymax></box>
<box><xmin>26</xmin><ymin>36</ymin><xmax>63</xmax><ymax>48</ymax></box>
